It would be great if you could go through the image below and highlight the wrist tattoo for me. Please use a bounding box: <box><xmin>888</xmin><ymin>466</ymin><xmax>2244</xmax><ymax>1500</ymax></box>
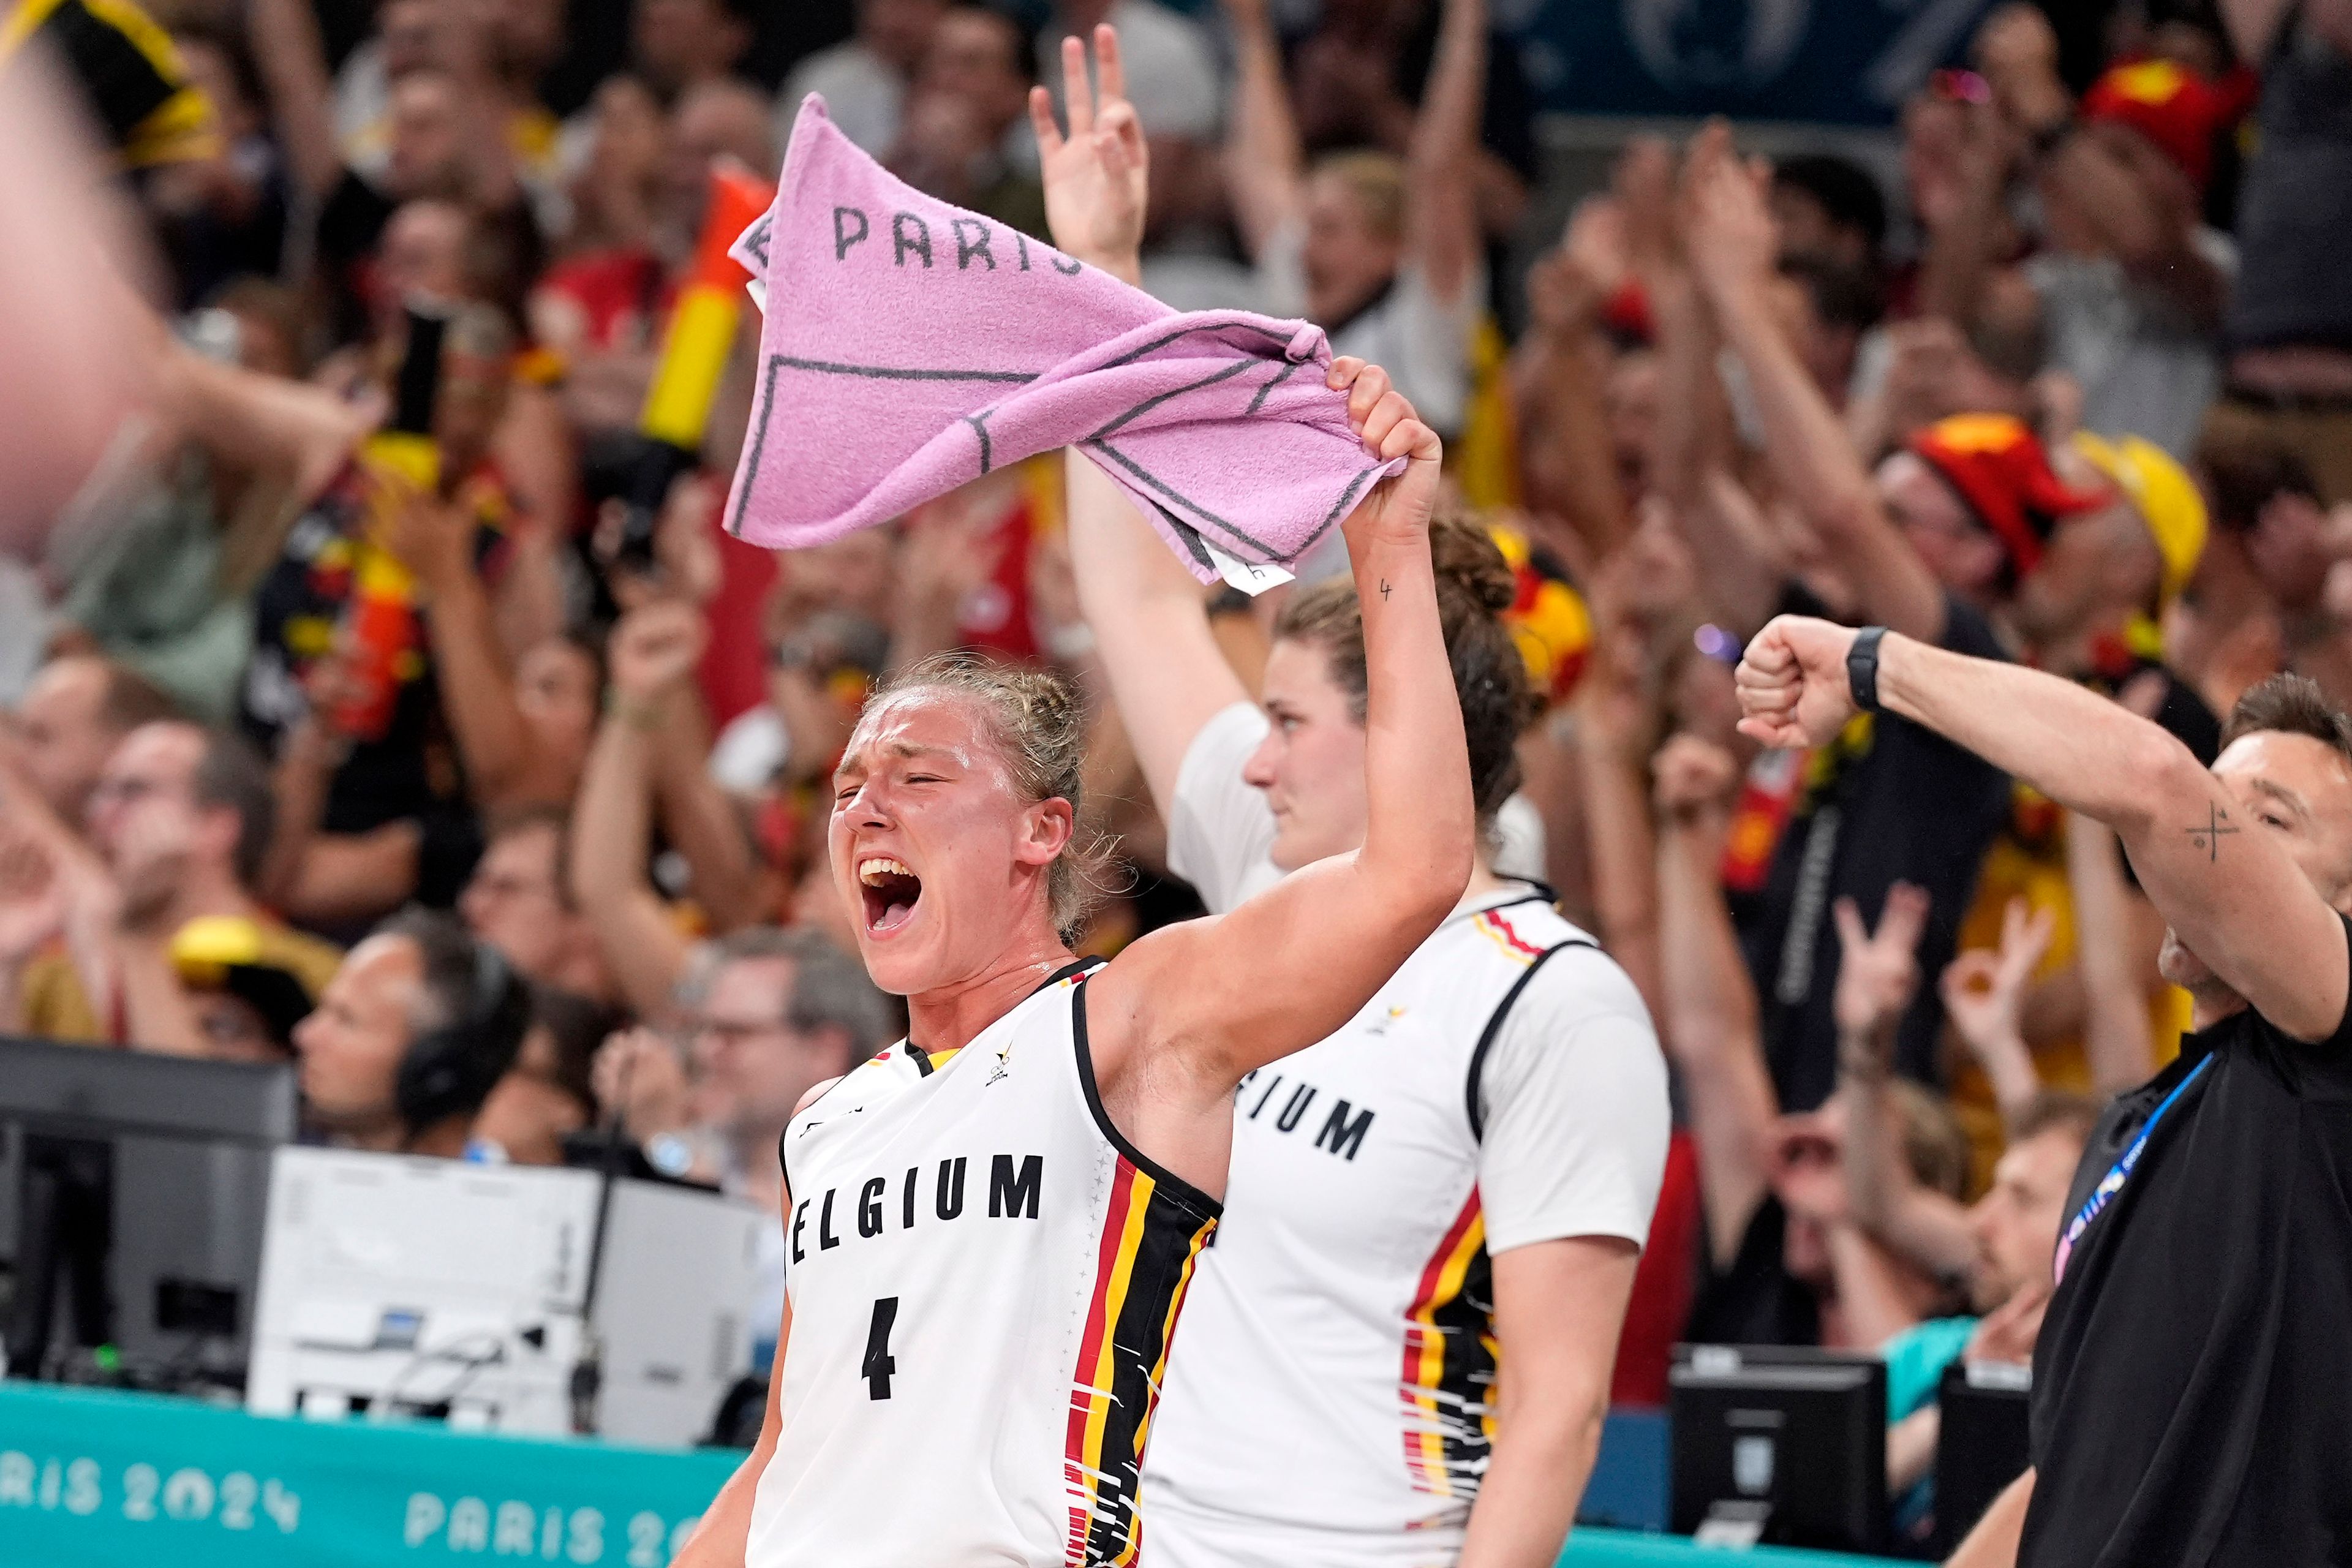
<box><xmin>1378</xmin><ymin>579</ymin><xmax>1391</xmax><ymax>601</ymax></box>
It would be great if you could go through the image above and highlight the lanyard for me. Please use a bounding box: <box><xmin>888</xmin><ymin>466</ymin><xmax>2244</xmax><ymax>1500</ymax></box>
<box><xmin>2052</xmin><ymin>1054</ymin><xmax>2214</xmax><ymax>1284</ymax></box>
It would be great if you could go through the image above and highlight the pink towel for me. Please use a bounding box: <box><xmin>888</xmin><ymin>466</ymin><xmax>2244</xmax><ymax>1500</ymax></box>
<box><xmin>722</xmin><ymin>96</ymin><xmax>1404</xmax><ymax>583</ymax></box>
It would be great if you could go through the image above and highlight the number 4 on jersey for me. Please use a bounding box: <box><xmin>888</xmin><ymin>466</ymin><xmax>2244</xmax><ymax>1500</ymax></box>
<box><xmin>863</xmin><ymin>1297</ymin><xmax>899</xmax><ymax>1400</ymax></box>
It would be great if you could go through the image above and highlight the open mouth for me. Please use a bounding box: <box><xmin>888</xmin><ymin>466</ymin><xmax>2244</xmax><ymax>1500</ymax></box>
<box><xmin>858</xmin><ymin>856</ymin><xmax>924</xmax><ymax>936</ymax></box>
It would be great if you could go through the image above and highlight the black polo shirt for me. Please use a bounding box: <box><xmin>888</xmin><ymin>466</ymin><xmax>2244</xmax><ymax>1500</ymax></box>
<box><xmin>2022</xmin><ymin>913</ymin><xmax>2352</xmax><ymax>1567</ymax></box>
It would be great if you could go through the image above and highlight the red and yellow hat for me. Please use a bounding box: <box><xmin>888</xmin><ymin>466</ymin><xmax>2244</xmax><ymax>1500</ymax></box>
<box><xmin>1905</xmin><ymin>414</ymin><xmax>2113</xmax><ymax>579</ymax></box>
<box><xmin>2079</xmin><ymin>59</ymin><xmax>2244</xmax><ymax>192</ymax></box>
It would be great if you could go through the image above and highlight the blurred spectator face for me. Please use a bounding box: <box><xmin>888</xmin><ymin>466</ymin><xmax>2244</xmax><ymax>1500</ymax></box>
<box><xmin>921</xmin><ymin>9</ymin><xmax>1028</xmax><ymax>138</ymax></box>
<box><xmin>1770</xmin><ymin>187</ymin><xmax>1850</xmax><ymax>270</ymax></box>
<box><xmin>516</xmin><ymin>639</ymin><xmax>600</xmax><ymax>780</ymax></box>
<box><xmin>461</xmin><ymin>819</ymin><xmax>579</xmax><ymax>983</ymax></box>
<box><xmin>473</xmin><ymin>1021</ymin><xmax>589</xmax><ymax>1164</ymax></box>
<box><xmin>1875</xmin><ymin>451</ymin><xmax>2007</xmax><ymax>600</ymax></box>
<box><xmin>2159</xmin><ymin>731</ymin><xmax>2352</xmax><ymax>990</ymax></box>
<box><xmin>1605</xmin><ymin>349</ymin><xmax>1660</xmax><ymax>499</ymax></box>
<box><xmin>865</xmin><ymin>0</ymin><xmax>951</xmax><ymax>74</ymax></box>
<box><xmin>690</xmin><ymin>956</ymin><xmax>851</xmax><ymax>1139</ymax></box>
<box><xmin>377</xmin><ymin>202</ymin><xmax>467</xmax><ymax>333</ymax></box>
<box><xmin>578</xmin><ymin>74</ymin><xmax>666</xmax><ymax>217</ymax></box>
<box><xmin>633</xmin><ymin>0</ymin><xmax>751</xmax><ymax>96</ymax></box>
<box><xmin>789</xmin><ymin>532</ymin><xmax>897</xmax><ymax>622</ymax></box>
<box><xmin>192</xmin><ymin>990</ymin><xmax>284</xmax><ymax>1063</ymax></box>
<box><xmin>173</xmin><ymin>36</ymin><xmax>259</xmax><ymax>145</ymax></box>
<box><xmin>1771</xmin><ymin>1102</ymin><xmax>1847</xmax><ymax>1289</ymax></box>
<box><xmin>432</xmin><ymin>307</ymin><xmax>516</xmax><ymax>477</ymax></box>
<box><xmin>1303</xmin><ymin>167</ymin><xmax>1404</xmax><ymax>332</ymax></box>
<box><xmin>386</xmin><ymin>71</ymin><xmax>466</xmax><ymax>198</ymax></box>
<box><xmin>892</xmin><ymin>89</ymin><xmax>995</xmax><ymax>202</ymax></box>
<box><xmin>13</xmin><ymin>655</ymin><xmax>126</xmax><ymax>821</ymax></box>
<box><xmin>491</xmin><ymin>0</ymin><xmax>567</xmax><ymax>81</ymax></box>
<box><xmin>659</xmin><ymin>81</ymin><xmax>777</xmax><ymax>244</ymax></box>
<box><xmin>295</xmin><ymin>935</ymin><xmax>429</xmax><ymax>1133</ymax></box>
<box><xmin>380</xmin><ymin>0</ymin><xmax>442</xmax><ymax>79</ymax></box>
<box><xmin>1243</xmin><ymin>638</ymin><xmax>1371</xmax><ymax>870</ymax></box>
<box><xmin>2007</xmin><ymin>505</ymin><xmax>2160</xmax><ymax>647</ymax></box>
<box><xmin>88</xmin><ymin>723</ymin><xmax>236</xmax><ymax>919</ymax></box>
<box><xmin>1967</xmin><ymin>1123</ymin><xmax>2080</xmax><ymax>1308</ymax></box>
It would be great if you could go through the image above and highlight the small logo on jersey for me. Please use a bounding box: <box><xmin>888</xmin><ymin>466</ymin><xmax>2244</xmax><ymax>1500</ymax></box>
<box><xmin>1365</xmin><ymin>1005</ymin><xmax>1408</xmax><ymax>1036</ymax></box>
<box><xmin>986</xmin><ymin>1039</ymin><xmax>1014</xmax><ymax>1084</ymax></box>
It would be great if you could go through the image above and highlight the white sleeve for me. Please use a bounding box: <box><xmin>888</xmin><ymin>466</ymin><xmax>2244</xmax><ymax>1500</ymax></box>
<box><xmin>1164</xmin><ymin>703</ymin><xmax>1279</xmax><ymax>916</ymax></box>
<box><xmin>1385</xmin><ymin>258</ymin><xmax>1485</xmax><ymax>437</ymax></box>
<box><xmin>1474</xmin><ymin>947</ymin><xmax>1671</xmax><ymax>1255</ymax></box>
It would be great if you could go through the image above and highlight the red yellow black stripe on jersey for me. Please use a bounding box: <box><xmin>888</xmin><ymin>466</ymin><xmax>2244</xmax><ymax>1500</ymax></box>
<box><xmin>1061</xmin><ymin>1156</ymin><xmax>1218</xmax><ymax>1566</ymax></box>
<box><xmin>0</xmin><ymin>0</ymin><xmax>220</xmax><ymax>167</ymax></box>
<box><xmin>1400</xmin><ymin>1188</ymin><xmax>1498</xmax><ymax>1498</ymax></box>
<box><xmin>1473</xmin><ymin>908</ymin><xmax>1545</xmax><ymax>966</ymax></box>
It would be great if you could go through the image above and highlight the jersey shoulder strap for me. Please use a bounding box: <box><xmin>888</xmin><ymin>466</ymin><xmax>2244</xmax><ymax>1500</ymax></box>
<box><xmin>1464</xmin><ymin>933</ymin><xmax>1598</xmax><ymax>1141</ymax></box>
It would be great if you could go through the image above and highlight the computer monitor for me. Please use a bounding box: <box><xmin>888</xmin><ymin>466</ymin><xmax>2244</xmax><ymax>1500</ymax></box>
<box><xmin>1670</xmin><ymin>1343</ymin><xmax>1889</xmax><ymax>1554</ymax></box>
<box><xmin>246</xmin><ymin>1147</ymin><xmax>764</xmax><ymax>1446</ymax></box>
<box><xmin>0</xmin><ymin>1036</ymin><xmax>298</xmax><ymax>1387</ymax></box>
<box><xmin>1931</xmin><ymin>1359</ymin><xmax>2032</xmax><ymax>1556</ymax></box>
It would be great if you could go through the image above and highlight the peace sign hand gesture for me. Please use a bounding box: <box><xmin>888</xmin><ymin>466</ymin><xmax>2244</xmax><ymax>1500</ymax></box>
<box><xmin>1031</xmin><ymin>24</ymin><xmax>1148</xmax><ymax>284</ymax></box>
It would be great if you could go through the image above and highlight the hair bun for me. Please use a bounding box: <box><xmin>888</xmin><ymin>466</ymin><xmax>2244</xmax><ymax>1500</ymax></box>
<box><xmin>1426</xmin><ymin>509</ymin><xmax>1517</xmax><ymax>614</ymax></box>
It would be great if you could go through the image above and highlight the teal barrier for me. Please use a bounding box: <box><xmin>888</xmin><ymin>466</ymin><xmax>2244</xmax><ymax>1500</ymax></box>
<box><xmin>0</xmin><ymin>1381</ymin><xmax>1905</xmax><ymax>1567</ymax></box>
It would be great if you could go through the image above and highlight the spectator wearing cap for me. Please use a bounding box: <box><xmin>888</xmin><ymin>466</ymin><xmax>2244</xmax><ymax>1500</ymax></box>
<box><xmin>1928</xmin><ymin>5</ymin><xmax>2236</xmax><ymax>460</ymax></box>
<box><xmin>1683</xmin><ymin>132</ymin><xmax>2019</xmax><ymax>1111</ymax></box>
<box><xmin>2206</xmin><ymin>0</ymin><xmax>2352</xmax><ymax>505</ymax></box>
<box><xmin>168</xmin><ymin>913</ymin><xmax>331</xmax><ymax>1061</ymax></box>
<box><xmin>0</xmin><ymin>720</ymin><xmax>341</xmax><ymax>1051</ymax></box>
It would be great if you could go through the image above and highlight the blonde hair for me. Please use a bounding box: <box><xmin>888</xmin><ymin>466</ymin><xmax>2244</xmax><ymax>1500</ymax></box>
<box><xmin>1312</xmin><ymin>149</ymin><xmax>1406</xmax><ymax>244</ymax></box>
<box><xmin>865</xmin><ymin>654</ymin><xmax>1116</xmax><ymax>946</ymax></box>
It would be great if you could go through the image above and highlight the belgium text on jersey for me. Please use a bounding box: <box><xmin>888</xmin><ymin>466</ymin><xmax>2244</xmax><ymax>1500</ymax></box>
<box><xmin>790</xmin><ymin>1154</ymin><xmax>1044</xmax><ymax>1264</ymax></box>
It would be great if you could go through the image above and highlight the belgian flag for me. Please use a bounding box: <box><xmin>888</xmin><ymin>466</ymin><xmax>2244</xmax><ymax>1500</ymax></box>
<box><xmin>0</xmin><ymin>0</ymin><xmax>219</xmax><ymax>167</ymax></box>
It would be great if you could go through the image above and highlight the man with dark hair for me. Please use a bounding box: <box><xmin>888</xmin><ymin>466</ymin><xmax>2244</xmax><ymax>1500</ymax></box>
<box><xmin>0</xmin><ymin>720</ymin><xmax>339</xmax><ymax>1050</ymax></box>
<box><xmin>7</xmin><ymin>654</ymin><xmax>179</xmax><ymax>824</ymax></box>
<box><xmin>1738</xmin><ymin>606</ymin><xmax>2352</xmax><ymax>1566</ymax></box>
<box><xmin>1771</xmin><ymin>152</ymin><xmax>1890</xmax><ymax>273</ymax></box>
<box><xmin>293</xmin><ymin>908</ymin><xmax>527</xmax><ymax>1156</ymax></box>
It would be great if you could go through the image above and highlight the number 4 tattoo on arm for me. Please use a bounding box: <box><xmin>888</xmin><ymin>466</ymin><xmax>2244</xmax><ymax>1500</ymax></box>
<box><xmin>1379</xmin><ymin>580</ymin><xmax>1390</xmax><ymax>601</ymax></box>
<box><xmin>2187</xmin><ymin>803</ymin><xmax>2239</xmax><ymax>862</ymax></box>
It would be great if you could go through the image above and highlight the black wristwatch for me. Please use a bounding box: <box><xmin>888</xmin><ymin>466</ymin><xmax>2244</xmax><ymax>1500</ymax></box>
<box><xmin>1847</xmin><ymin>626</ymin><xmax>1889</xmax><ymax>713</ymax></box>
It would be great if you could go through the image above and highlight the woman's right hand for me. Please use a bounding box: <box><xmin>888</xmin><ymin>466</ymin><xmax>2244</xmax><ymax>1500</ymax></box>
<box><xmin>1329</xmin><ymin>360</ymin><xmax>1442</xmax><ymax>557</ymax></box>
<box><xmin>1031</xmin><ymin>24</ymin><xmax>1148</xmax><ymax>282</ymax></box>
<box><xmin>1939</xmin><ymin>895</ymin><xmax>2055</xmax><ymax>1065</ymax></box>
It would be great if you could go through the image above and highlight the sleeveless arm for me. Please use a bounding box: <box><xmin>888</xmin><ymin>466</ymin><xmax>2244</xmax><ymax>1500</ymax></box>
<box><xmin>671</xmin><ymin>1245</ymin><xmax>792</xmax><ymax>1566</ymax></box>
<box><xmin>1092</xmin><ymin>366</ymin><xmax>1474</xmax><ymax>1093</ymax></box>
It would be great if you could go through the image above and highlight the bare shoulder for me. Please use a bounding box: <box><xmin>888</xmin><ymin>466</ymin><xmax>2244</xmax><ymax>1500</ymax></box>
<box><xmin>793</xmin><ymin>1076</ymin><xmax>845</xmax><ymax>1117</ymax></box>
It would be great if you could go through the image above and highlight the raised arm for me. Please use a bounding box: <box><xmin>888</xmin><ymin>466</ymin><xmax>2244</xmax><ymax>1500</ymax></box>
<box><xmin>1215</xmin><ymin>0</ymin><xmax>1306</xmax><ymax>265</ymax></box>
<box><xmin>1404</xmin><ymin>0</ymin><xmax>1486</xmax><ymax>307</ymax></box>
<box><xmin>1833</xmin><ymin>885</ymin><xmax>1980</xmax><ymax>1283</ymax></box>
<box><xmin>1684</xmin><ymin>127</ymin><xmax>1948</xmax><ymax>644</ymax></box>
<box><xmin>1650</xmin><ymin>734</ymin><xmax>1779</xmax><ymax>1268</ymax></box>
<box><xmin>1035</xmin><ymin>25</ymin><xmax>1251</xmax><ymax>813</ymax></box>
<box><xmin>568</xmin><ymin>605</ymin><xmax>702</xmax><ymax>1024</ymax></box>
<box><xmin>385</xmin><ymin>489</ymin><xmax>540</xmax><ymax>811</ymax></box>
<box><xmin>1740</xmin><ymin>617</ymin><xmax>2352</xmax><ymax>1041</ymax></box>
<box><xmin>1093</xmin><ymin>363</ymin><xmax>1472</xmax><ymax>1092</ymax></box>
<box><xmin>1511</xmin><ymin>218</ymin><xmax>1634</xmax><ymax>560</ymax></box>
<box><xmin>244</xmin><ymin>0</ymin><xmax>345</xmax><ymax>200</ymax></box>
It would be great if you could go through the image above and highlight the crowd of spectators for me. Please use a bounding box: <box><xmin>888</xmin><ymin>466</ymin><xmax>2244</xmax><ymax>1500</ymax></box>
<box><xmin>4</xmin><ymin>0</ymin><xmax>2352</xmax><ymax>1547</ymax></box>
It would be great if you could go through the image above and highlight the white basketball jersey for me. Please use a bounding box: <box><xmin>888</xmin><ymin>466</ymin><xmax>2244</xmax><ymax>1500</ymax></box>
<box><xmin>745</xmin><ymin>960</ymin><xmax>1221</xmax><ymax>1568</ymax></box>
<box><xmin>1140</xmin><ymin>895</ymin><xmax>1597</xmax><ymax>1564</ymax></box>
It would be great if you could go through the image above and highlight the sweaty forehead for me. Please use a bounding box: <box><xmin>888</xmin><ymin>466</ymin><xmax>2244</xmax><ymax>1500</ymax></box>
<box><xmin>840</xmin><ymin>690</ymin><xmax>986</xmax><ymax>771</ymax></box>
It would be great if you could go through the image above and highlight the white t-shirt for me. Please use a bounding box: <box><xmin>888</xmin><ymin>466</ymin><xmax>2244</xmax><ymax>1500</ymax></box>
<box><xmin>1144</xmin><ymin>704</ymin><xmax>1670</xmax><ymax>1562</ymax></box>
